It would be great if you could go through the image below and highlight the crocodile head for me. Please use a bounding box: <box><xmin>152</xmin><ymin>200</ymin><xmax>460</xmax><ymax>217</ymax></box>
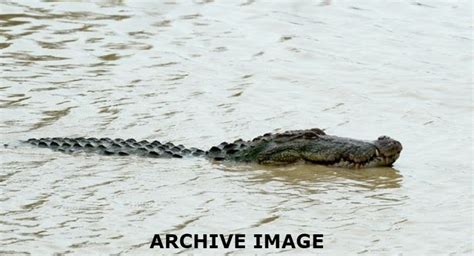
<box><xmin>235</xmin><ymin>130</ymin><xmax>402</xmax><ymax>168</ymax></box>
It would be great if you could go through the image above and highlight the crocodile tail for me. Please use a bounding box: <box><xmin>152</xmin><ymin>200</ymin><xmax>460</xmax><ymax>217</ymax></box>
<box><xmin>25</xmin><ymin>137</ymin><xmax>206</xmax><ymax>158</ymax></box>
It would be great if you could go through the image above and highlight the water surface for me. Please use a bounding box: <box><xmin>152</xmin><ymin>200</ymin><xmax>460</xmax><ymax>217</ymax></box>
<box><xmin>0</xmin><ymin>0</ymin><xmax>472</xmax><ymax>255</ymax></box>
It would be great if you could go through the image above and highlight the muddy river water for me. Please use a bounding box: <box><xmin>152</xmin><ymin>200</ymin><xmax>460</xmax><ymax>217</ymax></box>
<box><xmin>0</xmin><ymin>0</ymin><xmax>472</xmax><ymax>255</ymax></box>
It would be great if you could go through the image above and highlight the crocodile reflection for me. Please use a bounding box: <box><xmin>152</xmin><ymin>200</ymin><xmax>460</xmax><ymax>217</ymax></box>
<box><xmin>219</xmin><ymin>164</ymin><xmax>403</xmax><ymax>190</ymax></box>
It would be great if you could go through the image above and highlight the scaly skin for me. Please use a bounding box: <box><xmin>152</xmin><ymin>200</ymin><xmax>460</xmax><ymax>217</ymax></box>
<box><xmin>24</xmin><ymin>128</ymin><xmax>402</xmax><ymax>169</ymax></box>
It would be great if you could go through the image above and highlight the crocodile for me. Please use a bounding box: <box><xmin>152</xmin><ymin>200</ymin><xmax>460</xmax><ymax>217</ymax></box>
<box><xmin>21</xmin><ymin>128</ymin><xmax>402</xmax><ymax>168</ymax></box>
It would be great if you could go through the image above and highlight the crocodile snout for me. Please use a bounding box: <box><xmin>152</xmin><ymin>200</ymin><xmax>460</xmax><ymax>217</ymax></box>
<box><xmin>374</xmin><ymin>136</ymin><xmax>402</xmax><ymax>158</ymax></box>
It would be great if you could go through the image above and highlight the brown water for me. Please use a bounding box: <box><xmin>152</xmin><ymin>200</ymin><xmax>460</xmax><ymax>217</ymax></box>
<box><xmin>0</xmin><ymin>0</ymin><xmax>472</xmax><ymax>255</ymax></box>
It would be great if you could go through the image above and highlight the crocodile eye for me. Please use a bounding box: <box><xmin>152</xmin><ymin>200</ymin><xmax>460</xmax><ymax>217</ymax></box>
<box><xmin>378</xmin><ymin>136</ymin><xmax>391</xmax><ymax>140</ymax></box>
